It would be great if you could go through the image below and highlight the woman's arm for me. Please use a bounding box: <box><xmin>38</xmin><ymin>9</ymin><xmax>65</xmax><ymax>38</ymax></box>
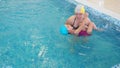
<box><xmin>74</xmin><ymin>22</ymin><xmax>84</xmax><ymax>36</ymax></box>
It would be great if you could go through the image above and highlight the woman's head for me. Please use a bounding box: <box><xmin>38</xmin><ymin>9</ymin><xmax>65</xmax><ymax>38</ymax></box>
<box><xmin>74</xmin><ymin>5</ymin><xmax>85</xmax><ymax>19</ymax></box>
<box><xmin>75</xmin><ymin>5</ymin><xmax>85</xmax><ymax>14</ymax></box>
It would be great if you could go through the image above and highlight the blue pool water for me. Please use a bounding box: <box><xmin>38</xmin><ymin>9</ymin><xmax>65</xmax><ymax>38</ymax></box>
<box><xmin>0</xmin><ymin>0</ymin><xmax>120</xmax><ymax>68</ymax></box>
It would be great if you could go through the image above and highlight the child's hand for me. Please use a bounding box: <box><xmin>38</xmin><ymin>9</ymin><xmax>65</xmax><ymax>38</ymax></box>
<box><xmin>85</xmin><ymin>25</ymin><xmax>88</xmax><ymax>28</ymax></box>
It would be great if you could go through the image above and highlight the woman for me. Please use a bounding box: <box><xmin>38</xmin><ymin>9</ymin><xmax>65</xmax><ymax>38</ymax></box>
<box><xmin>65</xmin><ymin>5</ymin><xmax>101</xmax><ymax>36</ymax></box>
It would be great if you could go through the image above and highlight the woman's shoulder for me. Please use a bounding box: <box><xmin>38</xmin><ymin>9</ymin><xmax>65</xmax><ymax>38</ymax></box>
<box><xmin>66</xmin><ymin>15</ymin><xmax>76</xmax><ymax>24</ymax></box>
<box><xmin>68</xmin><ymin>15</ymin><xmax>76</xmax><ymax>20</ymax></box>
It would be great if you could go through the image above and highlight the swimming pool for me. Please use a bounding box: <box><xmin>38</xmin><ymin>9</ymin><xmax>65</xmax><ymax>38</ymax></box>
<box><xmin>0</xmin><ymin>0</ymin><xmax>120</xmax><ymax>68</ymax></box>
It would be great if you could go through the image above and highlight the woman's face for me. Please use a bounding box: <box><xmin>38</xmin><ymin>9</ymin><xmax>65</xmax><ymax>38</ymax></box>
<box><xmin>75</xmin><ymin>13</ymin><xmax>84</xmax><ymax>19</ymax></box>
